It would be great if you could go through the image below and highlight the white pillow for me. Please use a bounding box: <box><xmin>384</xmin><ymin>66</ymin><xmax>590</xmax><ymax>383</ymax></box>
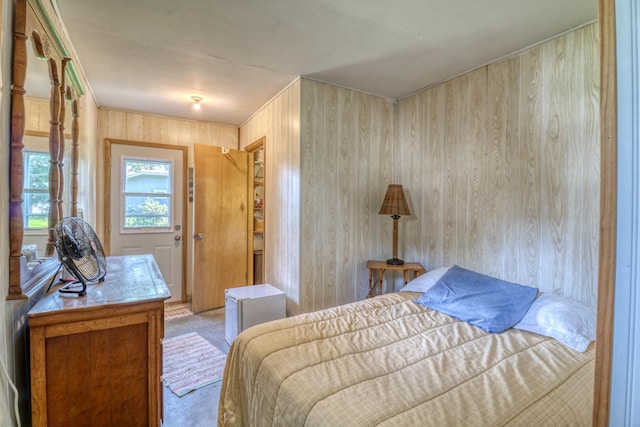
<box><xmin>399</xmin><ymin>266</ymin><xmax>451</xmax><ymax>293</ymax></box>
<box><xmin>513</xmin><ymin>293</ymin><xmax>596</xmax><ymax>352</ymax></box>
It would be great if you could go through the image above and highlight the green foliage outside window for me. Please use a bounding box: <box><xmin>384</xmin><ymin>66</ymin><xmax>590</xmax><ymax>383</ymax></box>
<box><xmin>27</xmin><ymin>153</ymin><xmax>50</xmax><ymax>189</ymax></box>
<box><xmin>24</xmin><ymin>151</ymin><xmax>50</xmax><ymax>229</ymax></box>
<box><xmin>125</xmin><ymin>197</ymin><xmax>170</xmax><ymax>227</ymax></box>
<box><xmin>28</xmin><ymin>216</ymin><xmax>49</xmax><ymax>228</ymax></box>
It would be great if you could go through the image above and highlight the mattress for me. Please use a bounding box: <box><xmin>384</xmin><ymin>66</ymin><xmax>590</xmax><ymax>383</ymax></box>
<box><xmin>218</xmin><ymin>292</ymin><xmax>594</xmax><ymax>426</ymax></box>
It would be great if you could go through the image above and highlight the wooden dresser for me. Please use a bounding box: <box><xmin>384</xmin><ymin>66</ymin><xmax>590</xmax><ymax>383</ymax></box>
<box><xmin>28</xmin><ymin>255</ymin><xmax>170</xmax><ymax>427</ymax></box>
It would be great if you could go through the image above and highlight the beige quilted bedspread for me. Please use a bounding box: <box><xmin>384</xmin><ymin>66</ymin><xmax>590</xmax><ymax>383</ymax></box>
<box><xmin>218</xmin><ymin>292</ymin><xmax>594</xmax><ymax>426</ymax></box>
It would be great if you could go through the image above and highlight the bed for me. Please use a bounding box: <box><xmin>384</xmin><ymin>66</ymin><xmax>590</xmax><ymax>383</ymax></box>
<box><xmin>218</xmin><ymin>266</ymin><xmax>595</xmax><ymax>426</ymax></box>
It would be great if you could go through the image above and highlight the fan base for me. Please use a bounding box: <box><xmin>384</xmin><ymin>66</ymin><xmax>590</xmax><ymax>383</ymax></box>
<box><xmin>59</xmin><ymin>281</ymin><xmax>86</xmax><ymax>297</ymax></box>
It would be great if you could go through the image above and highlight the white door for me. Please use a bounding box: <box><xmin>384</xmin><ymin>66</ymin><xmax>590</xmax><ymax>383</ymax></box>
<box><xmin>109</xmin><ymin>143</ymin><xmax>185</xmax><ymax>302</ymax></box>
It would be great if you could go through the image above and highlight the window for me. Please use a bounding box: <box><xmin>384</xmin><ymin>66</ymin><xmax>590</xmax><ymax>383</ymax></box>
<box><xmin>23</xmin><ymin>150</ymin><xmax>50</xmax><ymax>229</ymax></box>
<box><xmin>122</xmin><ymin>158</ymin><xmax>173</xmax><ymax>229</ymax></box>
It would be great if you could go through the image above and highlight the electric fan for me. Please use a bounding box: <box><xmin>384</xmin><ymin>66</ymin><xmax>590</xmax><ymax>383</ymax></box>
<box><xmin>51</xmin><ymin>217</ymin><xmax>107</xmax><ymax>296</ymax></box>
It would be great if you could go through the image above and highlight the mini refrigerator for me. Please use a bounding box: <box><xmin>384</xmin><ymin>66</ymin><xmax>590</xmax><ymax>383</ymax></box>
<box><xmin>225</xmin><ymin>284</ymin><xmax>286</xmax><ymax>345</ymax></box>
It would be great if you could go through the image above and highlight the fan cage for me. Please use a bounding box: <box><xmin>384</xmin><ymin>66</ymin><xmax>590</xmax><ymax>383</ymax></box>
<box><xmin>54</xmin><ymin>217</ymin><xmax>107</xmax><ymax>289</ymax></box>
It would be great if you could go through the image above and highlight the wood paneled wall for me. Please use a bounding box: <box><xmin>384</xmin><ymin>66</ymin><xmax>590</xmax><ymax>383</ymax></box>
<box><xmin>240</xmin><ymin>79</ymin><xmax>395</xmax><ymax>314</ymax></box>
<box><xmin>97</xmin><ymin>108</ymin><xmax>238</xmax><ymax>298</ymax></box>
<box><xmin>397</xmin><ymin>23</ymin><xmax>599</xmax><ymax>305</ymax></box>
<box><xmin>299</xmin><ymin>80</ymin><xmax>395</xmax><ymax>312</ymax></box>
<box><xmin>24</xmin><ymin>97</ymin><xmax>72</xmax><ymax>132</ymax></box>
<box><xmin>97</xmin><ymin>109</ymin><xmax>238</xmax><ymax>236</ymax></box>
<box><xmin>240</xmin><ymin>80</ymin><xmax>302</xmax><ymax>314</ymax></box>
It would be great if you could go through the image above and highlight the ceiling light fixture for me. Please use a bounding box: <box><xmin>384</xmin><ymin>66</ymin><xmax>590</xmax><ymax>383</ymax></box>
<box><xmin>191</xmin><ymin>96</ymin><xmax>203</xmax><ymax>110</ymax></box>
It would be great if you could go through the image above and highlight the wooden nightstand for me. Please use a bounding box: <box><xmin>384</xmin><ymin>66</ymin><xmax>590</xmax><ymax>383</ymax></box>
<box><xmin>367</xmin><ymin>260</ymin><xmax>426</xmax><ymax>297</ymax></box>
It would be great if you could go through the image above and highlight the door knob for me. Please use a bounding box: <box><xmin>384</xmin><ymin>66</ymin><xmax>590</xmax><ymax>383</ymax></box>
<box><xmin>175</xmin><ymin>235</ymin><xmax>181</xmax><ymax>241</ymax></box>
<box><xmin>196</xmin><ymin>233</ymin><xmax>205</xmax><ymax>240</ymax></box>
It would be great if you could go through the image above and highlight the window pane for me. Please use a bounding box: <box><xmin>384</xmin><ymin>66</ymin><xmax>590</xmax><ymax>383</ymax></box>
<box><xmin>124</xmin><ymin>159</ymin><xmax>171</xmax><ymax>193</ymax></box>
<box><xmin>124</xmin><ymin>195</ymin><xmax>170</xmax><ymax>227</ymax></box>
<box><xmin>24</xmin><ymin>192</ymin><xmax>49</xmax><ymax>228</ymax></box>
<box><xmin>24</xmin><ymin>151</ymin><xmax>49</xmax><ymax>190</ymax></box>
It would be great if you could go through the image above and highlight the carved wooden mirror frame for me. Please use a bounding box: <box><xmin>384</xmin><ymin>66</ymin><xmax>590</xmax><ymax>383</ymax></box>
<box><xmin>7</xmin><ymin>0</ymin><xmax>84</xmax><ymax>299</ymax></box>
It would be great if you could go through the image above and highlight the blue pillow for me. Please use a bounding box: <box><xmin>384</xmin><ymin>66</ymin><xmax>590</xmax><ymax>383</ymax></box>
<box><xmin>414</xmin><ymin>265</ymin><xmax>538</xmax><ymax>333</ymax></box>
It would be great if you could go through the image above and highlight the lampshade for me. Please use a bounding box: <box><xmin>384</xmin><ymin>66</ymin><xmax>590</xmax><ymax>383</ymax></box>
<box><xmin>379</xmin><ymin>184</ymin><xmax>410</xmax><ymax>216</ymax></box>
<box><xmin>378</xmin><ymin>184</ymin><xmax>410</xmax><ymax>265</ymax></box>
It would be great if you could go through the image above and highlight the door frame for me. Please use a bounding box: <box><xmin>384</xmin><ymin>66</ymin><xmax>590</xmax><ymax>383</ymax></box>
<box><xmin>594</xmin><ymin>0</ymin><xmax>616</xmax><ymax>425</ymax></box>
<box><xmin>104</xmin><ymin>138</ymin><xmax>189</xmax><ymax>302</ymax></box>
<box><xmin>245</xmin><ymin>136</ymin><xmax>266</xmax><ymax>284</ymax></box>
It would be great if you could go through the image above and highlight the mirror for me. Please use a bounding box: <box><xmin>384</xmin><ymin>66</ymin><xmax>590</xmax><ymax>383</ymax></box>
<box><xmin>7</xmin><ymin>0</ymin><xmax>84</xmax><ymax>299</ymax></box>
<box><xmin>21</xmin><ymin>132</ymin><xmax>73</xmax><ymax>263</ymax></box>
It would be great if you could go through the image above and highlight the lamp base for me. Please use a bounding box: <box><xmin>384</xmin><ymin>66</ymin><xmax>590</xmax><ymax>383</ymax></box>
<box><xmin>386</xmin><ymin>257</ymin><xmax>404</xmax><ymax>266</ymax></box>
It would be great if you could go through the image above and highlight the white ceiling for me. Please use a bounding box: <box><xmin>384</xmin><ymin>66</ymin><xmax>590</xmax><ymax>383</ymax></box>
<box><xmin>53</xmin><ymin>0</ymin><xmax>597</xmax><ymax>126</ymax></box>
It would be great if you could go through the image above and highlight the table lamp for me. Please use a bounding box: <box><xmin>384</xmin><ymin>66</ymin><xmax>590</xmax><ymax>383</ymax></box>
<box><xmin>379</xmin><ymin>184</ymin><xmax>410</xmax><ymax>265</ymax></box>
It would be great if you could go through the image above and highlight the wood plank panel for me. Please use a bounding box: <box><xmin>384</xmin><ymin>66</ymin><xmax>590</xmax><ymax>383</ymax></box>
<box><xmin>372</xmin><ymin>98</ymin><xmax>394</xmax><ymax>277</ymax></box>
<box><xmin>24</xmin><ymin>97</ymin><xmax>74</xmax><ymax>133</ymax></box>
<box><xmin>44</xmin><ymin>336</ymin><xmax>69</xmax><ymax>427</ymax></box>
<box><xmin>485</xmin><ymin>59</ymin><xmax>508</xmax><ymax>278</ymax></box>
<box><xmin>427</xmin><ymin>85</ymin><xmax>447</xmax><ymax>268</ymax></box>
<box><xmin>24</xmin><ymin>97</ymin><xmax>49</xmax><ymax>132</ymax></box>
<box><xmin>465</xmin><ymin>68</ymin><xmax>486</xmax><ymax>271</ymax></box>
<box><xmin>516</xmin><ymin>44</ymin><xmax>544</xmax><ymax>288</ymax></box>
<box><xmin>88</xmin><ymin>329</ymin><xmax>112</xmax><ymax>427</ymax></box>
<box><xmin>291</xmin><ymin>85</ymin><xmax>302</xmax><ymax>303</ymax></box>
<box><xmin>299</xmin><ymin>82</ymin><xmax>312</xmax><ymax>303</ymax></box>
<box><xmin>126</xmin><ymin>113</ymin><xmax>144</xmax><ymax>141</ymax></box>
<box><xmin>578</xmin><ymin>26</ymin><xmax>601</xmax><ymax>305</ymax></box>
<box><xmin>300</xmin><ymin>79</ymin><xmax>321</xmax><ymax>310</ymax></box>
<box><xmin>66</xmin><ymin>333</ymin><xmax>92</xmax><ymax>423</ymax></box>
<box><xmin>539</xmin><ymin>33</ymin><xmax>568</xmax><ymax>294</ymax></box>
<box><xmin>356</xmin><ymin>91</ymin><xmax>373</xmax><ymax>297</ymax></box>
<box><xmin>442</xmin><ymin>78</ymin><xmax>459</xmax><ymax>265</ymax></box>
<box><xmin>399</xmin><ymin>90</ymin><xmax>422</xmax><ymax>268</ymax></box>
<box><xmin>323</xmin><ymin>83</ymin><xmax>338</xmax><ymax>308</ymax></box>
<box><xmin>338</xmin><ymin>89</ymin><xmax>358</xmax><ymax>304</ymax></box>
<box><xmin>126</xmin><ymin>324</ymin><xmax>149</xmax><ymax>427</ymax></box>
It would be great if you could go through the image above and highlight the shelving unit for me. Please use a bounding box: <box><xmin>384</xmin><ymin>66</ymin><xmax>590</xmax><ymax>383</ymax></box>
<box><xmin>246</xmin><ymin>137</ymin><xmax>265</xmax><ymax>284</ymax></box>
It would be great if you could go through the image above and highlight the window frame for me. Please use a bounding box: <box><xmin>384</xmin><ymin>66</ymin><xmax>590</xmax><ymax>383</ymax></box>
<box><xmin>119</xmin><ymin>156</ymin><xmax>175</xmax><ymax>234</ymax></box>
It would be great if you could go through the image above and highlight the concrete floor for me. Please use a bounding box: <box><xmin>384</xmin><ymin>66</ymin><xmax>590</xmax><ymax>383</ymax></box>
<box><xmin>163</xmin><ymin>307</ymin><xmax>229</xmax><ymax>427</ymax></box>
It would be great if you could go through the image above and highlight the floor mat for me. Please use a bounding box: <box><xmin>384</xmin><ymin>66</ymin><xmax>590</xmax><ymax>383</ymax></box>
<box><xmin>165</xmin><ymin>303</ymin><xmax>193</xmax><ymax>321</ymax></box>
<box><xmin>163</xmin><ymin>332</ymin><xmax>227</xmax><ymax>397</ymax></box>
